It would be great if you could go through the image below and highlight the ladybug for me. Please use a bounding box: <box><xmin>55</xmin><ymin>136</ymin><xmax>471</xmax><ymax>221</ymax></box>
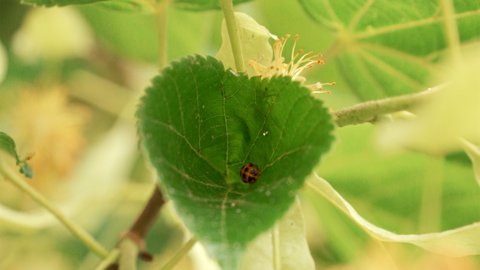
<box><xmin>240</xmin><ymin>162</ymin><xmax>261</xmax><ymax>184</ymax></box>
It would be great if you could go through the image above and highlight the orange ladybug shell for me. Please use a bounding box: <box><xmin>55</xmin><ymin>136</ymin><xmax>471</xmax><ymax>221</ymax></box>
<box><xmin>240</xmin><ymin>162</ymin><xmax>261</xmax><ymax>184</ymax></box>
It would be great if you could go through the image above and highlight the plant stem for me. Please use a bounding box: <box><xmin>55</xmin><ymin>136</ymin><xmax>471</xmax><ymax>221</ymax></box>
<box><xmin>418</xmin><ymin>158</ymin><xmax>443</xmax><ymax>232</ymax></box>
<box><xmin>333</xmin><ymin>86</ymin><xmax>440</xmax><ymax>127</ymax></box>
<box><xmin>129</xmin><ymin>184</ymin><xmax>165</xmax><ymax>240</ymax></box>
<box><xmin>159</xmin><ymin>237</ymin><xmax>197</xmax><ymax>270</ymax></box>
<box><xmin>112</xmin><ymin>184</ymin><xmax>165</xmax><ymax>269</ymax></box>
<box><xmin>219</xmin><ymin>0</ymin><xmax>245</xmax><ymax>72</ymax></box>
<box><xmin>156</xmin><ymin>0</ymin><xmax>170</xmax><ymax>70</ymax></box>
<box><xmin>271</xmin><ymin>224</ymin><xmax>280</xmax><ymax>270</ymax></box>
<box><xmin>0</xmin><ymin>162</ymin><xmax>109</xmax><ymax>258</ymax></box>
<box><xmin>119</xmin><ymin>238</ymin><xmax>139</xmax><ymax>270</ymax></box>
<box><xmin>439</xmin><ymin>0</ymin><xmax>461</xmax><ymax>64</ymax></box>
<box><xmin>95</xmin><ymin>249</ymin><xmax>120</xmax><ymax>270</ymax></box>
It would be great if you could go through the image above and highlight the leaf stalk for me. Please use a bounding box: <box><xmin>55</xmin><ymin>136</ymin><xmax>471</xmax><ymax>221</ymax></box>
<box><xmin>0</xmin><ymin>162</ymin><xmax>109</xmax><ymax>258</ymax></box>
<box><xmin>219</xmin><ymin>0</ymin><xmax>245</xmax><ymax>72</ymax></box>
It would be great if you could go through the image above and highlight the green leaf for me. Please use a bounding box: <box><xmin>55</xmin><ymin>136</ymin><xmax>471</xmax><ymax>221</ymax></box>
<box><xmin>21</xmin><ymin>0</ymin><xmax>156</xmax><ymax>12</ymax></box>
<box><xmin>96</xmin><ymin>0</ymin><xmax>156</xmax><ymax>12</ymax></box>
<box><xmin>174</xmin><ymin>0</ymin><xmax>252</xmax><ymax>11</ymax></box>
<box><xmin>137</xmin><ymin>55</ymin><xmax>334</xmax><ymax>268</ymax></box>
<box><xmin>298</xmin><ymin>0</ymin><xmax>480</xmax><ymax>100</ymax></box>
<box><xmin>19</xmin><ymin>163</ymin><xmax>33</xmax><ymax>179</ymax></box>
<box><xmin>309</xmin><ymin>173</ymin><xmax>480</xmax><ymax>256</ymax></box>
<box><xmin>0</xmin><ymin>131</ymin><xmax>32</xmax><ymax>178</ymax></box>
<box><xmin>21</xmin><ymin>0</ymin><xmax>107</xmax><ymax>7</ymax></box>
<box><xmin>21</xmin><ymin>0</ymin><xmax>252</xmax><ymax>11</ymax></box>
<box><xmin>0</xmin><ymin>131</ymin><xmax>20</xmax><ymax>163</ymax></box>
<box><xmin>378</xmin><ymin>49</ymin><xmax>480</xmax><ymax>154</ymax></box>
<box><xmin>79</xmin><ymin>5</ymin><xmax>219</xmax><ymax>63</ymax></box>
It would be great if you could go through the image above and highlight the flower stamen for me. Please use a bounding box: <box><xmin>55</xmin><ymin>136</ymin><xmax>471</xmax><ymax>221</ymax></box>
<box><xmin>248</xmin><ymin>34</ymin><xmax>334</xmax><ymax>93</ymax></box>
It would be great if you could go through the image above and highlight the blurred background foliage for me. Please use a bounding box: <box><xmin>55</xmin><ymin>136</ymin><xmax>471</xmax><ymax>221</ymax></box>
<box><xmin>0</xmin><ymin>0</ymin><xmax>479</xmax><ymax>269</ymax></box>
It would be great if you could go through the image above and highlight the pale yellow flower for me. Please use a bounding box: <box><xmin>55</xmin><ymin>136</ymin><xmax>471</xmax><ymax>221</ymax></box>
<box><xmin>216</xmin><ymin>13</ymin><xmax>333</xmax><ymax>93</ymax></box>
<box><xmin>12</xmin><ymin>7</ymin><xmax>93</xmax><ymax>63</ymax></box>
<box><xmin>249</xmin><ymin>34</ymin><xmax>335</xmax><ymax>93</ymax></box>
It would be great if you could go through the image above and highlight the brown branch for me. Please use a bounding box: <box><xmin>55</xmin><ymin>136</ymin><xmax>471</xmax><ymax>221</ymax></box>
<box><xmin>108</xmin><ymin>184</ymin><xmax>166</xmax><ymax>269</ymax></box>
<box><xmin>130</xmin><ymin>184</ymin><xmax>166</xmax><ymax>241</ymax></box>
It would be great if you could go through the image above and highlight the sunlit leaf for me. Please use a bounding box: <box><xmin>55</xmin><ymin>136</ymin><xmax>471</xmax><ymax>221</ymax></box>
<box><xmin>137</xmin><ymin>55</ymin><xmax>334</xmax><ymax>268</ymax></box>
<box><xmin>298</xmin><ymin>0</ymin><xmax>480</xmax><ymax>100</ymax></box>
<box><xmin>216</xmin><ymin>12</ymin><xmax>275</xmax><ymax>76</ymax></box>
<box><xmin>174</xmin><ymin>0</ymin><xmax>252</xmax><ymax>11</ymax></box>
<box><xmin>239</xmin><ymin>198</ymin><xmax>315</xmax><ymax>270</ymax></box>
<box><xmin>20</xmin><ymin>0</ymin><xmax>155</xmax><ymax>12</ymax></box>
<box><xmin>317</xmin><ymin>124</ymin><xmax>480</xmax><ymax>234</ymax></box>
<box><xmin>378</xmin><ymin>49</ymin><xmax>480</xmax><ymax>154</ymax></box>
<box><xmin>21</xmin><ymin>0</ymin><xmax>106</xmax><ymax>7</ymax></box>
<box><xmin>79</xmin><ymin>4</ymin><xmax>218</xmax><ymax>63</ymax></box>
<box><xmin>21</xmin><ymin>0</ymin><xmax>252</xmax><ymax>11</ymax></box>
<box><xmin>96</xmin><ymin>0</ymin><xmax>156</xmax><ymax>12</ymax></box>
<box><xmin>461</xmin><ymin>139</ymin><xmax>480</xmax><ymax>187</ymax></box>
<box><xmin>309</xmin><ymin>173</ymin><xmax>480</xmax><ymax>256</ymax></box>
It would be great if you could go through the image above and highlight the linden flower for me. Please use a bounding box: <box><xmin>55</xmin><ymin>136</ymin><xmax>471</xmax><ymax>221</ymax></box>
<box><xmin>249</xmin><ymin>34</ymin><xmax>335</xmax><ymax>93</ymax></box>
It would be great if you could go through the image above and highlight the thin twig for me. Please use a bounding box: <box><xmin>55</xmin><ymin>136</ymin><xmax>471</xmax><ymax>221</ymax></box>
<box><xmin>156</xmin><ymin>0</ymin><xmax>170</xmax><ymax>71</ymax></box>
<box><xmin>159</xmin><ymin>237</ymin><xmax>197</xmax><ymax>270</ymax></box>
<box><xmin>95</xmin><ymin>249</ymin><xmax>120</xmax><ymax>270</ymax></box>
<box><xmin>439</xmin><ymin>0</ymin><xmax>462</xmax><ymax>64</ymax></box>
<box><xmin>0</xmin><ymin>162</ymin><xmax>109</xmax><ymax>258</ymax></box>
<box><xmin>332</xmin><ymin>86</ymin><xmax>441</xmax><ymax>127</ymax></box>
<box><xmin>129</xmin><ymin>184</ymin><xmax>165</xmax><ymax>242</ymax></box>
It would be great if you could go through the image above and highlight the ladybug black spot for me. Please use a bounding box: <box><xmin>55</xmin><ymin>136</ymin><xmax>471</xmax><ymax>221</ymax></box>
<box><xmin>240</xmin><ymin>162</ymin><xmax>261</xmax><ymax>184</ymax></box>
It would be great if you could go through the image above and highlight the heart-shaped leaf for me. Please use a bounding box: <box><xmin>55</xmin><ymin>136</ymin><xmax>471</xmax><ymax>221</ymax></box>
<box><xmin>137</xmin><ymin>55</ymin><xmax>334</xmax><ymax>268</ymax></box>
<box><xmin>299</xmin><ymin>0</ymin><xmax>480</xmax><ymax>100</ymax></box>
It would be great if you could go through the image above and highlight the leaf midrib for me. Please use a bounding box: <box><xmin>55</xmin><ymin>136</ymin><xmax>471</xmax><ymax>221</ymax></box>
<box><xmin>353</xmin><ymin>9</ymin><xmax>480</xmax><ymax>40</ymax></box>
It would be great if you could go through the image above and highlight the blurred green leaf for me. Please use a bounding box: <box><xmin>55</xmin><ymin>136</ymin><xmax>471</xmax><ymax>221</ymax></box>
<box><xmin>309</xmin><ymin>173</ymin><xmax>480</xmax><ymax>256</ymax></box>
<box><xmin>19</xmin><ymin>163</ymin><xmax>33</xmax><ymax>178</ymax></box>
<box><xmin>0</xmin><ymin>131</ymin><xmax>32</xmax><ymax>178</ymax></box>
<box><xmin>137</xmin><ymin>55</ymin><xmax>334</xmax><ymax>268</ymax></box>
<box><xmin>96</xmin><ymin>0</ymin><xmax>156</xmax><ymax>12</ymax></box>
<box><xmin>298</xmin><ymin>0</ymin><xmax>480</xmax><ymax>100</ymax></box>
<box><xmin>21</xmin><ymin>0</ymin><xmax>155</xmax><ymax>12</ymax></box>
<box><xmin>174</xmin><ymin>0</ymin><xmax>251</xmax><ymax>11</ymax></box>
<box><xmin>21</xmin><ymin>0</ymin><xmax>251</xmax><ymax>12</ymax></box>
<box><xmin>80</xmin><ymin>5</ymin><xmax>219</xmax><ymax>63</ymax></box>
<box><xmin>21</xmin><ymin>0</ymin><xmax>107</xmax><ymax>6</ymax></box>
<box><xmin>315</xmin><ymin>124</ymin><xmax>480</xmax><ymax>236</ymax></box>
<box><xmin>378</xmin><ymin>50</ymin><xmax>480</xmax><ymax>154</ymax></box>
<box><xmin>0</xmin><ymin>131</ymin><xmax>20</xmax><ymax>163</ymax></box>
